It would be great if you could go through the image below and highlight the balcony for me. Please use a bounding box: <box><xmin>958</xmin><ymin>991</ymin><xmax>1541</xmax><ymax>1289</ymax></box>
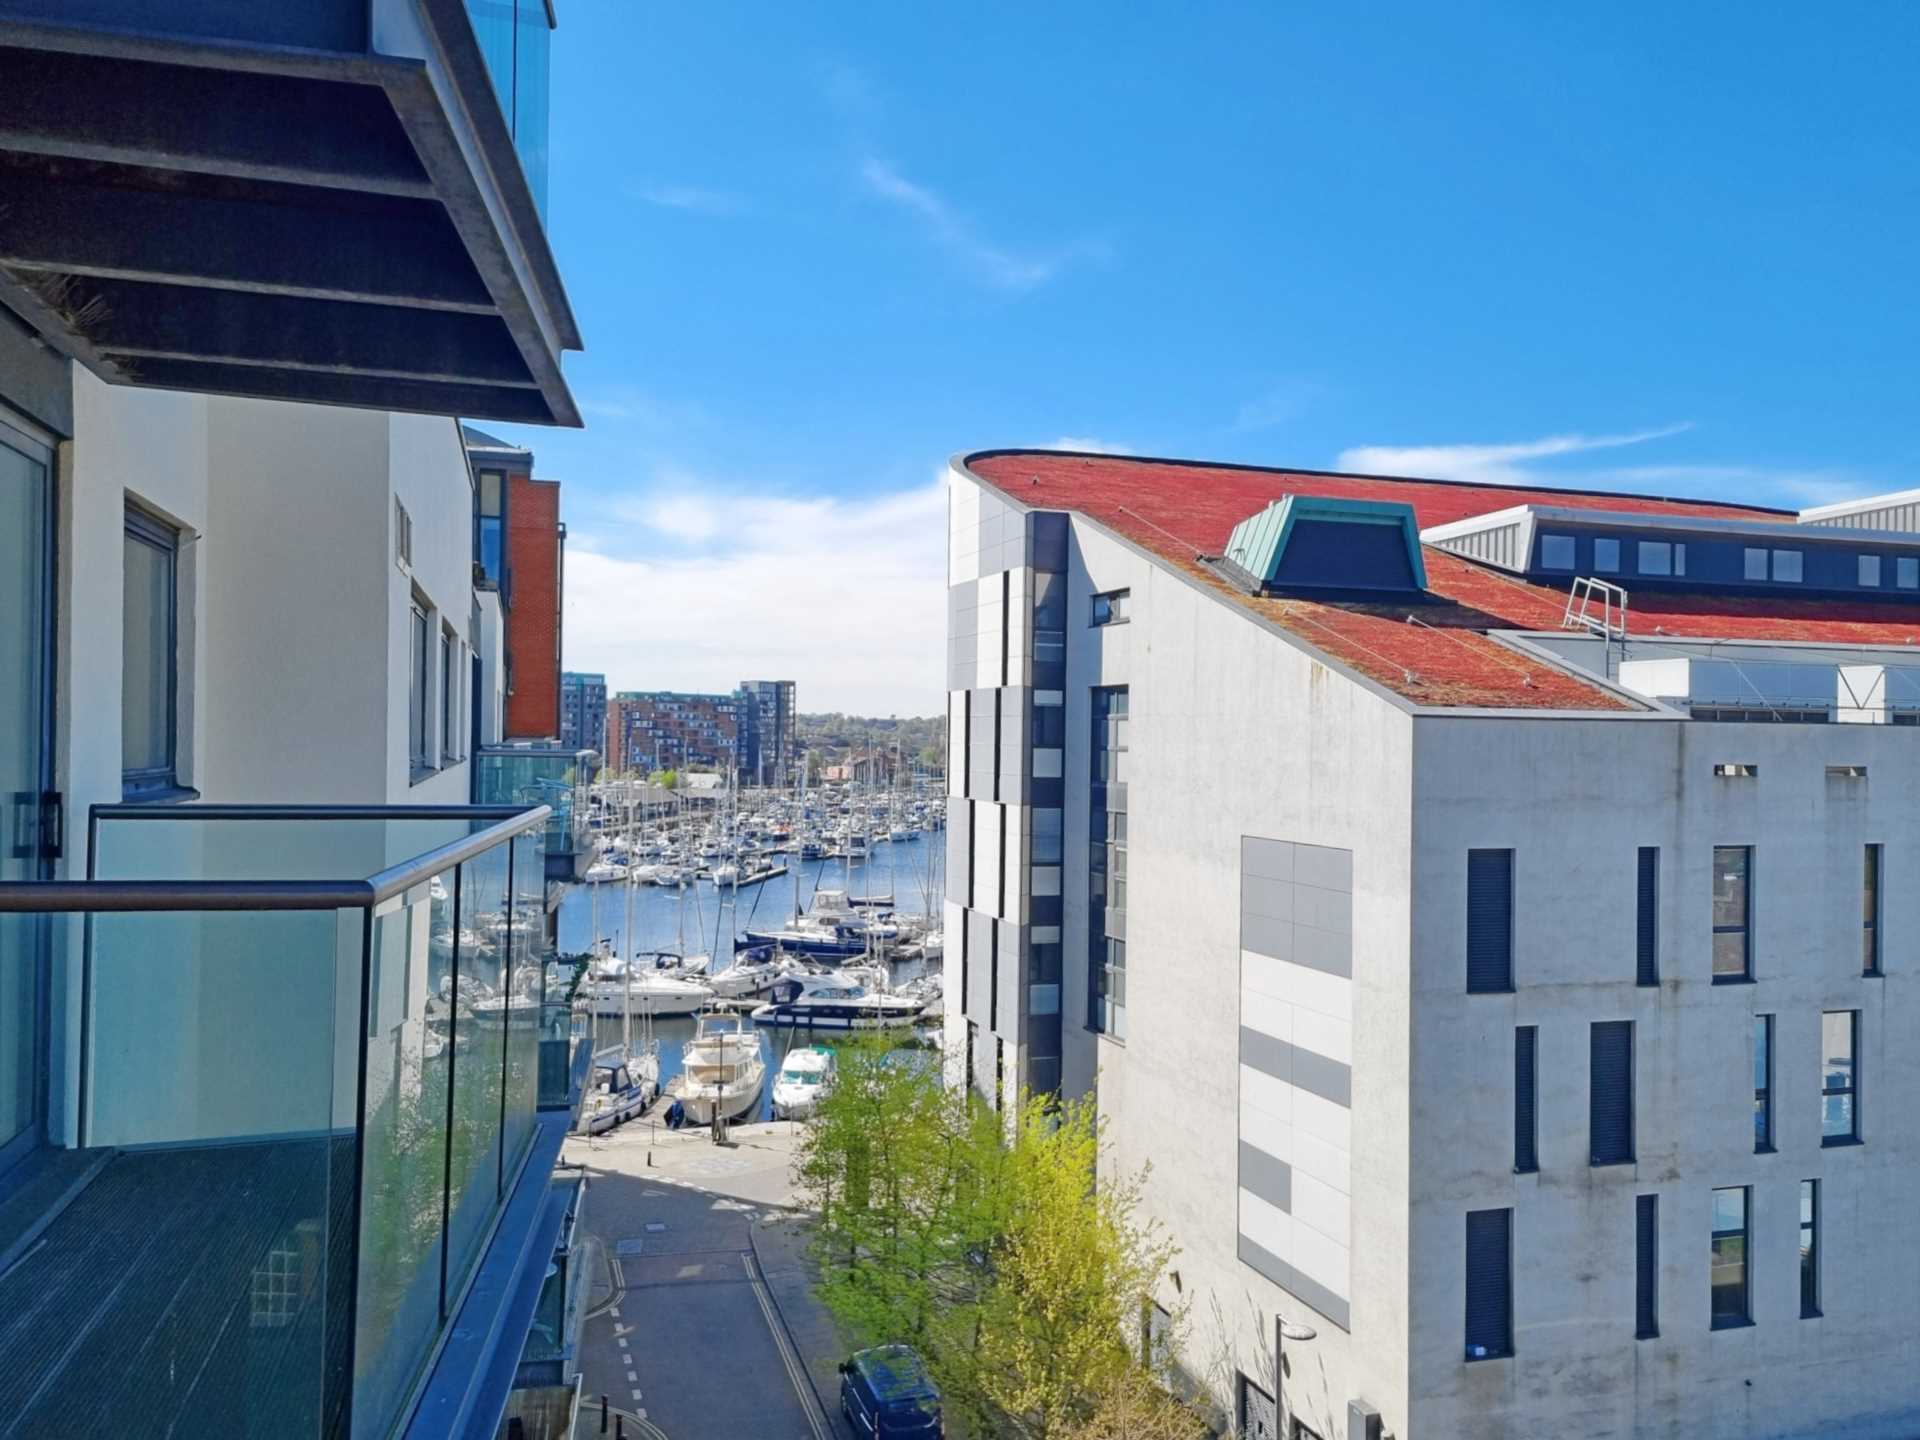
<box><xmin>0</xmin><ymin>803</ymin><xmax>587</xmax><ymax>1438</ymax></box>
<box><xmin>0</xmin><ymin>0</ymin><xmax>582</xmax><ymax>426</ymax></box>
<box><xmin>473</xmin><ymin>746</ymin><xmax>598</xmax><ymax>881</ymax></box>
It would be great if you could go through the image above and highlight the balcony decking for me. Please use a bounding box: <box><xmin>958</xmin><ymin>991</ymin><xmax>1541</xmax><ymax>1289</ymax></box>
<box><xmin>0</xmin><ymin>1137</ymin><xmax>352</xmax><ymax>1437</ymax></box>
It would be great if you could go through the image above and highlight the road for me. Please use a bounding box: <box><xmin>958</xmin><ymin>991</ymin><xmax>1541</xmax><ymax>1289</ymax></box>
<box><xmin>567</xmin><ymin>1118</ymin><xmax>851</xmax><ymax>1440</ymax></box>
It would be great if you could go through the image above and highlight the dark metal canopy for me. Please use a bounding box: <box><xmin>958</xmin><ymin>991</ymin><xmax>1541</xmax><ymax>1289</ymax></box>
<box><xmin>0</xmin><ymin>2</ymin><xmax>583</xmax><ymax>426</ymax></box>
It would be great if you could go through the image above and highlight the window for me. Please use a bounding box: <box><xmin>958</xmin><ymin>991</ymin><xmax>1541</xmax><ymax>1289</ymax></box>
<box><xmin>1772</xmin><ymin>548</ymin><xmax>1803</xmax><ymax>582</ymax></box>
<box><xmin>123</xmin><ymin>504</ymin><xmax>182</xmax><ymax>798</ymax></box>
<box><xmin>1466</xmin><ymin>849</ymin><xmax>1514</xmax><ymax>993</ymax></box>
<box><xmin>1638</xmin><ymin>541</ymin><xmax>1674</xmax><ymax>576</ymax></box>
<box><xmin>1860</xmin><ymin>555</ymin><xmax>1882</xmax><ymax>587</ymax></box>
<box><xmin>1464</xmin><ymin>1208</ymin><xmax>1512</xmax><ymax>1360</ymax></box>
<box><xmin>1799</xmin><ymin>1180</ymin><xmax>1821</xmax><ymax>1318</ymax></box>
<box><xmin>1753</xmin><ymin>1015</ymin><xmax>1774</xmax><ymax>1152</ymax></box>
<box><xmin>1635</xmin><ymin>1194</ymin><xmax>1659</xmax><ymax>1339</ymax></box>
<box><xmin>440</xmin><ymin>630</ymin><xmax>457</xmax><ymax>761</ymax></box>
<box><xmin>1539</xmin><ymin>533</ymin><xmax>1576</xmax><ymax>570</ymax></box>
<box><xmin>1514</xmin><ymin>1026</ymin><xmax>1538</xmax><ymax>1174</ymax></box>
<box><xmin>1636</xmin><ymin>847</ymin><xmax>1659</xmax><ymax>986</ymax></box>
<box><xmin>1237</xmin><ymin>1375</ymin><xmax>1276</xmax><ymax>1440</ymax></box>
<box><xmin>1863</xmin><ymin>845</ymin><xmax>1881</xmax><ymax>975</ymax></box>
<box><xmin>1589</xmin><ymin>1021</ymin><xmax>1634</xmax><ymax>1166</ymax></box>
<box><xmin>1744</xmin><ymin>547</ymin><xmax>1768</xmax><ymax>581</ymax></box>
<box><xmin>1900</xmin><ymin>556</ymin><xmax>1919</xmax><ymax>590</ymax></box>
<box><xmin>1711</xmin><ymin>846</ymin><xmax>1752</xmax><ymax>981</ymax></box>
<box><xmin>475</xmin><ymin>468</ymin><xmax>505</xmax><ymax>585</ymax></box>
<box><xmin>394</xmin><ymin>496</ymin><xmax>413</xmax><ymax>568</ymax></box>
<box><xmin>1711</xmin><ymin>1187</ymin><xmax>1749</xmax><ymax>1328</ymax></box>
<box><xmin>1821</xmin><ymin>1010</ymin><xmax>1858</xmax><ymax>1145</ymax></box>
<box><xmin>409</xmin><ymin>601</ymin><xmax>431</xmax><ymax>774</ymax></box>
<box><xmin>1090</xmin><ymin>686</ymin><xmax>1129</xmax><ymax>1037</ymax></box>
<box><xmin>1091</xmin><ymin>588</ymin><xmax>1130</xmax><ymax>625</ymax></box>
<box><xmin>1594</xmin><ymin>537</ymin><xmax>1621</xmax><ymax>573</ymax></box>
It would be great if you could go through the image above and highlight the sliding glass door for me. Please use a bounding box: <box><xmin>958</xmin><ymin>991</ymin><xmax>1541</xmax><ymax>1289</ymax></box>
<box><xmin>0</xmin><ymin>419</ymin><xmax>52</xmax><ymax>1159</ymax></box>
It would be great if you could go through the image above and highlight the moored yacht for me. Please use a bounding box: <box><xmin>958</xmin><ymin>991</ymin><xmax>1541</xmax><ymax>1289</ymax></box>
<box><xmin>669</xmin><ymin>1012</ymin><xmax>766</xmax><ymax>1124</ymax></box>
<box><xmin>771</xmin><ymin>1046</ymin><xmax>836</xmax><ymax>1119</ymax></box>
<box><xmin>750</xmin><ymin>974</ymin><xmax>928</xmax><ymax>1031</ymax></box>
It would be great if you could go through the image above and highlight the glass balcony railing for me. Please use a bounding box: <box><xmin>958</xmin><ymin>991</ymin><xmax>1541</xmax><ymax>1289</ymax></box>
<box><xmin>0</xmin><ymin>803</ymin><xmax>579</xmax><ymax>1439</ymax></box>
<box><xmin>474</xmin><ymin>746</ymin><xmax>597</xmax><ymax>861</ymax></box>
<box><xmin>465</xmin><ymin>0</ymin><xmax>554</xmax><ymax>219</ymax></box>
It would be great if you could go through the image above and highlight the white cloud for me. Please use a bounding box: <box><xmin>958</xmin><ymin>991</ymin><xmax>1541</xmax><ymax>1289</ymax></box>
<box><xmin>1046</xmin><ymin>436</ymin><xmax>1130</xmax><ymax>455</ymax></box>
<box><xmin>564</xmin><ymin>478</ymin><xmax>948</xmax><ymax>716</ymax></box>
<box><xmin>633</xmin><ymin>183</ymin><xmax>747</xmax><ymax>216</ymax></box>
<box><xmin>1336</xmin><ymin>423</ymin><xmax>1693</xmax><ymax>486</ymax></box>
<box><xmin>860</xmin><ymin>157</ymin><xmax>1104</xmax><ymax>291</ymax></box>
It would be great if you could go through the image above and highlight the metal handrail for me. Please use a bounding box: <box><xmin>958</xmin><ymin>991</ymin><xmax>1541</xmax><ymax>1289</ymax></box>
<box><xmin>0</xmin><ymin>803</ymin><xmax>552</xmax><ymax>912</ymax></box>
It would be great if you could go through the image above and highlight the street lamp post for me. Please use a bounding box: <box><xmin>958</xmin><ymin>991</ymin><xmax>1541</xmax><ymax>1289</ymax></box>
<box><xmin>1275</xmin><ymin>1314</ymin><xmax>1317</xmax><ymax>1439</ymax></box>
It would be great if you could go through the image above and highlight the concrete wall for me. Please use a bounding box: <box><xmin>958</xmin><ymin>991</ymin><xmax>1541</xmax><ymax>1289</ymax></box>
<box><xmin>1051</xmin><ymin>506</ymin><xmax>1417</xmax><ymax>1438</ymax></box>
<box><xmin>1408</xmin><ymin>715</ymin><xmax>1920</xmax><ymax>1440</ymax></box>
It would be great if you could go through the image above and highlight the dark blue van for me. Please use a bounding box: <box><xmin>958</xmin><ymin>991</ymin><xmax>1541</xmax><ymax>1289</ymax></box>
<box><xmin>839</xmin><ymin>1345</ymin><xmax>942</xmax><ymax>1438</ymax></box>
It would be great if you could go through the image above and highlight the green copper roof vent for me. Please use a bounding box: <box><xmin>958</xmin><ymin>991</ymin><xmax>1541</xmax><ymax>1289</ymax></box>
<box><xmin>1222</xmin><ymin>495</ymin><xmax>1428</xmax><ymax>595</ymax></box>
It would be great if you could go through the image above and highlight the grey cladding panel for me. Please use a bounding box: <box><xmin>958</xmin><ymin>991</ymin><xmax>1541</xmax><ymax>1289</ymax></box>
<box><xmin>1241</xmin><ymin>837</ymin><xmax>1353</xmax><ymax>977</ymax></box>
<box><xmin>1238</xmin><ymin>1141</ymin><xmax>1291</xmax><ymax>1213</ymax></box>
<box><xmin>1236</xmin><ymin>1234</ymin><xmax>1351</xmax><ymax>1332</ymax></box>
<box><xmin>1240</xmin><ymin>1027</ymin><xmax>1352</xmax><ymax>1107</ymax></box>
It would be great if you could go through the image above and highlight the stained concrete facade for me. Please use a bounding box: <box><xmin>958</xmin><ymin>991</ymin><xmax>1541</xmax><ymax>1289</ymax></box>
<box><xmin>947</xmin><ymin>455</ymin><xmax>1920</xmax><ymax>1440</ymax></box>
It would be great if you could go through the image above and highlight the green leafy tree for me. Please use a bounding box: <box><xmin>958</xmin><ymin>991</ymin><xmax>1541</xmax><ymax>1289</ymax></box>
<box><xmin>794</xmin><ymin>1040</ymin><xmax>1191</xmax><ymax>1438</ymax></box>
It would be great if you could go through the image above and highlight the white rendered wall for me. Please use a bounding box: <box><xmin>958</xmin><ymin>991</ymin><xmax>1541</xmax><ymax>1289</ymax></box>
<box><xmin>1409</xmin><ymin>715</ymin><xmax>1920</xmax><ymax>1440</ymax></box>
<box><xmin>1056</xmin><ymin>512</ymin><xmax>1417</xmax><ymax>1439</ymax></box>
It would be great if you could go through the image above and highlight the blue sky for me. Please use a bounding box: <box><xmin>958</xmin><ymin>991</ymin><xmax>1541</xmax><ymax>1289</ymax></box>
<box><xmin>489</xmin><ymin>3</ymin><xmax>1920</xmax><ymax>713</ymax></box>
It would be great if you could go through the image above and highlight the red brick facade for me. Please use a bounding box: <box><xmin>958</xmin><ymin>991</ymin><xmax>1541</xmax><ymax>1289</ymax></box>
<box><xmin>505</xmin><ymin>471</ymin><xmax>564</xmax><ymax>740</ymax></box>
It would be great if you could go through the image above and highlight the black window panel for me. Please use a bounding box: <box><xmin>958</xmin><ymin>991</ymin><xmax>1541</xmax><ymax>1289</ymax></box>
<box><xmin>1712</xmin><ymin>846</ymin><xmax>1752</xmax><ymax>980</ymax></box>
<box><xmin>1513</xmin><ymin>1026</ymin><xmax>1538</xmax><ymax>1174</ymax></box>
<box><xmin>1711</xmin><ymin>1187</ymin><xmax>1749</xmax><ymax>1327</ymax></box>
<box><xmin>1590</xmin><ymin>1021</ymin><xmax>1634</xmax><ymax>1165</ymax></box>
<box><xmin>1636</xmin><ymin>847</ymin><xmax>1659</xmax><ymax>986</ymax></box>
<box><xmin>1464</xmin><ymin>1208</ymin><xmax>1513</xmax><ymax>1359</ymax></box>
<box><xmin>1467</xmin><ymin>849</ymin><xmax>1514</xmax><ymax>993</ymax></box>
<box><xmin>1635</xmin><ymin>1194</ymin><xmax>1659</xmax><ymax>1339</ymax></box>
<box><xmin>1799</xmin><ymin>1180</ymin><xmax>1821</xmax><ymax>1318</ymax></box>
<box><xmin>1863</xmin><ymin>844</ymin><xmax>1882</xmax><ymax>975</ymax></box>
<box><xmin>1753</xmin><ymin>1015</ymin><xmax>1773</xmax><ymax>1152</ymax></box>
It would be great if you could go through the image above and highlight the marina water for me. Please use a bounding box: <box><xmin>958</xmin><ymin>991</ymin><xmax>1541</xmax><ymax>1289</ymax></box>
<box><xmin>558</xmin><ymin>831</ymin><xmax>947</xmax><ymax>1123</ymax></box>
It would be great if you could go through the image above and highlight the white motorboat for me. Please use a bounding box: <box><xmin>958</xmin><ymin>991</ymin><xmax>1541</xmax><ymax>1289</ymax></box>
<box><xmin>711</xmin><ymin>862</ymin><xmax>741</xmax><ymax>886</ymax></box>
<box><xmin>706</xmin><ymin>951</ymin><xmax>797</xmax><ymax>1001</ymax></box>
<box><xmin>771</xmin><ymin>1045</ymin><xmax>836</xmax><ymax>1119</ymax></box>
<box><xmin>583</xmin><ymin>858</ymin><xmax>630</xmax><ymax>884</ymax></box>
<box><xmin>751</xmin><ymin>974</ymin><xmax>928</xmax><ymax>1031</ymax></box>
<box><xmin>669</xmin><ymin>1012</ymin><xmax>765</xmax><ymax>1124</ymax></box>
<box><xmin>585</xmin><ymin>958</ymin><xmax>715</xmax><ymax>1018</ymax></box>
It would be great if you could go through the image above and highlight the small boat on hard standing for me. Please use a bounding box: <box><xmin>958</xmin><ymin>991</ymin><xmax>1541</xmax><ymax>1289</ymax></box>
<box><xmin>771</xmin><ymin>1046</ymin><xmax>836</xmax><ymax>1119</ymax></box>
<box><xmin>668</xmin><ymin>1012</ymin><xmax>766</xmax><ymax>1124</ymax></box>
<box><xmin>582</xmin><ymin>1050</ymin><xmax>659</xmax><ymax>1134</ymax></box>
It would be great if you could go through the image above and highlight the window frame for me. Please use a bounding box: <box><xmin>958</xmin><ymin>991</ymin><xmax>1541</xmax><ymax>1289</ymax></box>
<box><xmin>409</xmin><ymin>599</ymin><xmax>433</xmax><ymax>778</ymax></box>
<box><xmin>1593</xmin><ymin>536</ymin><xmax>1621</xmax><ymax>573</ymax></box>
<box><xmin>1466</xmin><ymin>848</ymin><xmax>1515</xmax><ymax>994</ymax></box>
<box><xmin>1634</xmin><ymin>1193</ymin><xmax>1659</xmax><ymax>1340</ymax></box>
<box><xmin>1860</xmin><ymin>554</ymin><xmax>1882</xmax><ymax>588</ymax></box>
<box><xmin>1589</xmin><ymin>1019</ymin><xmax>1635</xmax><ymax>1167</ymax></box>
<box><xmin>1799</xmin><ymin>1179</ymin><xmax>1821</xmax><ymax>1319</ymax></box>
<box><xmin>1514</xmin><ymin>1025</ymin><xmax>1538</xmax><ymax>1174</ymax></box>
<box><xmin>1537</xmin><ymin>533</ymin><xmax>1576</xmax><ymax>571</ymax></box>
<box><xmin>1711</xmin><ymin>845</ymin><xmax>1753</xmax><ymax>983</ymax></box>
<box><xmin>122</xmin><ymin>502</ymin><xmax>187</xmax><ymax>801</ymax></box>
<box><xmin>1772</xmin><ymin>548</ymin><xmax>1803</xmax><ymax>582</ymax></box>
<box><xmin>1862</xmin><ymin>844</ymin><xmax>1882</xmax><ymax>976</ymax></box>
<box><xmin>1710</xmin><ymin>1186</ymin><xmax>1750</xmax><ymax>1330</ymax></box>
<box><xmin>1090</xmin><ymin>588</ymin><xmax>1131</xmax><ymax>626</ymax></box>
<box><xmin>1821</xmin><ymin>1009</ymin><xmax>1860</xmax><ymax>1146</ymax></box>
<box><xmin>1464</xmin><ymin>1207</ymin><xmax>1514</xmax><ymax>1361</ymax></box>
<box><xmin>1753</xmin><ymin>1014</ymin><xmax>1774</xmax><ymax>1153</ymax></box>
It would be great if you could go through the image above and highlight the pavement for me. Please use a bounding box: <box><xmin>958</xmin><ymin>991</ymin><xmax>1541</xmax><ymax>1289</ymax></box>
<box><xmin>563</xmin><ymin>1115</ymin><xmax>855</xmax><ymax>1440</ymax></box>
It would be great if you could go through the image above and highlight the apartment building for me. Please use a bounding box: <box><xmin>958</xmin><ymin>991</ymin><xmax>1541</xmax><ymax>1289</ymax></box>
<box><xmin>945</xmin><ymin>448</ymin><xmax>1920</xmax><ymax>1440</ymax></box>
<box><xmin>605</xmin><ymin>690</ymin><xmax>742</xmax><ymax>776</ymax></box>
<box><xmin>0</xmin><ymin>2</ymin><xmax>592</xmax><ymax>1435</ymax></box>
<box><xmin>739</xmin><ymin>678</ymin><xmax>798</xmax><ymax>788</ymax></box>
<box><xmin>465</xmin><ymin>425</ymin><xmax>568</xmax><ymax>742</ymax></box>
<box><xmin>560</xmin><ymin>671</ymin><xmax>608</xmax><ymax>755</ymax></box>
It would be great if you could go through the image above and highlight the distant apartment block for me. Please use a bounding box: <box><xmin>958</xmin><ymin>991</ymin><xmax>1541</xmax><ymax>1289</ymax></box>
<box><xmin>947</xmin><ymin>447</ymin><xmax>1920</xmax><ymax>1440</ymax></box>
<box><xmin>466</xmin><ymin>425</ymin><xmax>567</xmax><ymax>741</ymax></box>
<box><xmin>606</xmin><ymin>690</ymin><xmax>742</xmax><ymax>776</ymax></box>
<box><xmin>561</xmin><ymin>670</ymin><xmax>608</xmax><ymax>754</ymax></box>
<box><xmin>738</xmin><ymin>678</ymin><xmax>798</xmax><ymax>786</ymax></box>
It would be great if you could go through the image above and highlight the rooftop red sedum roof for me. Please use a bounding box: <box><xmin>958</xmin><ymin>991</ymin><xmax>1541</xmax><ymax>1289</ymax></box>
<box><xmin>963</xmin><ymin>451</ymin><xmax>1920</xmax><ymax>710</ymax></box>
